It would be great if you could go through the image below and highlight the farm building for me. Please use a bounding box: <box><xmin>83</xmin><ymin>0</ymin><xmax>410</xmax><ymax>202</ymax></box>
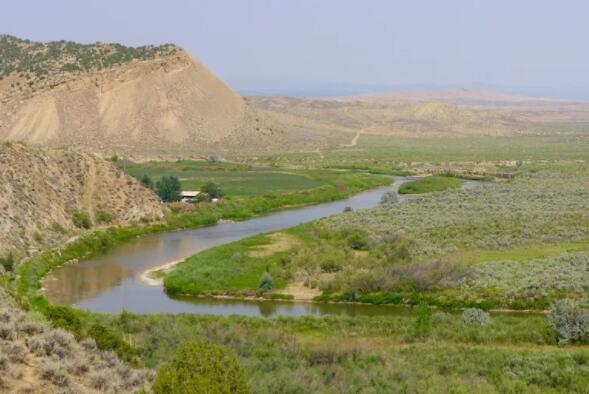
<box><xmin>180</xmin><ymin>191</ymin><xmax>200</xmax><ymax>202</ymax></box>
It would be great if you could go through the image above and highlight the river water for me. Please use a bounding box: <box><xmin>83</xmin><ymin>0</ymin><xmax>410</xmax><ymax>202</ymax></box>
<box><xmin>43</xmin><ymin>177</ymin><xmax>480</xmax><ymax>317</ymax></box>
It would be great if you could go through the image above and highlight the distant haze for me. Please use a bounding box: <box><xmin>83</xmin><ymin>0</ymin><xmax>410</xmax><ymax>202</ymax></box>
<box><xmin>3</xmin><ymin>0</ymin><xmax>589</xmax><ymax>99</ymax></box>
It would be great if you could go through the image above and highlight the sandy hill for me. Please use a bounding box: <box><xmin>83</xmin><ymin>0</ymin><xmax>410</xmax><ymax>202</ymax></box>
<box><xmin>0</xmin><ymin>142</ymin><xmax>163</xmax><ymax>259</ymax></box>
<box><xmin>250</xmin><ymin>90</ymin><xmax>589</xmax><ymax>146</ymax></box>
<box><xmin>0</xmin><ymin>35</ymin><xmax>282</xmax><ymax>158</ymax></box>
<box><xmin>250</xmin><ymin>95</ymin><xmax>520</xmax><ymax>140</ymax></box>
<box><xmin>356</xmin><ymin>89</ymin><xmax>562</xmax><ymax>106</ymax></box>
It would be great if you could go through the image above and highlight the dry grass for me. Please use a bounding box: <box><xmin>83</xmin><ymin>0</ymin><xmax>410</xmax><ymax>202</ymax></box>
<box><xmin>247</xmin><ymin>232</ymin><xmax>300</xmax><ymax>257</ymax></box>
<box><xmin>0</xmin><ymin>288</ymin><xmax>153</xmax><ymax>393</ymax></box>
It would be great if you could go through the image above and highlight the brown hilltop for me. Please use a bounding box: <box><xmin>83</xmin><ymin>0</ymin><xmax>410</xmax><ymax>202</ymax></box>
<box><xmin>0</xmin><ymin>36</ymin><xmax>282</xmax><ymax>158</ymax></box>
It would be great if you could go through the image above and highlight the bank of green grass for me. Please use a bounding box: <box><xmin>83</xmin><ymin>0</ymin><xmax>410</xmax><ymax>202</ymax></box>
<box><xmin>398</xmin><ymin>175</ymin><xmax>463</xmax><ymax>194</ymax></box>
<box><xmin>12</xmin><ymin>170</ymin><xmax>391</xmax><ymax>309</ymax></box>
<box><xmin>165</xmin><ymin>227</ymin><xmax>308</xmax><ymax>296</ymax></box>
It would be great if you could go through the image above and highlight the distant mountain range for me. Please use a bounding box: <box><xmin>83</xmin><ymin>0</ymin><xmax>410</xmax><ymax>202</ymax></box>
<box><xmin>237</xmin><ymin>82</ymin><xmax>589</xmax><ymax>101</ymax></box>
<box><xmin>1</xmin><ymin>35</ymin><xmax>587</xmax><ymax>158</ymax></box>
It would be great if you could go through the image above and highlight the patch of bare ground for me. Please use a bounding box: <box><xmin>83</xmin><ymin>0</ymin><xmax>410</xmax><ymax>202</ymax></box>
<box><xmin>281</xmin><ymin>281</ymin><xmax>322</xmax><ymax>301</ymax></box>
<box><xmin>248</xmin><ymin>232</ymin><xmax>300</xmax><ymax>257</ymax></box>
<box><xmin>279</xmin><ymin>274</ymin><xmax>335</xmax><ymax>301</ymax></box>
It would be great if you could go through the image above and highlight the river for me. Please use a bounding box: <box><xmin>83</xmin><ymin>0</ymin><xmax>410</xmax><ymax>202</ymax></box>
<box><xmin>43</xmin><ymin>177</ymin><xmax>481</xmax><ymax>317</ymax></box>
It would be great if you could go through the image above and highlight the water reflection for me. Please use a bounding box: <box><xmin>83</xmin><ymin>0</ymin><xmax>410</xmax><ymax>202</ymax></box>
<box><xmin>43</xmin><ymin>261</ymin><xmax>133</xmax><ymax>304</ymax></box>
<box><xmin>170</xmin><ymin>295</ymin><xmax>414</xmax><ymax>318</ymax></box>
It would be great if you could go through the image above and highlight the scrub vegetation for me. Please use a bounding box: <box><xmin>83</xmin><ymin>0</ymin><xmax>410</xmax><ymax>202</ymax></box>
<box><xmin>84</xmin><ymin>309</ymin><xmax>589</xmax><ymax>394</ymax></box>
<box><xmin>166</xmin><ymin>163</ymin><xmax>589</xmax><ymax>310</ymax></box>
<box><xmin>398</xmin><ymin>175</ymin><xmax>463</xmax><ymax>194</ymax></box>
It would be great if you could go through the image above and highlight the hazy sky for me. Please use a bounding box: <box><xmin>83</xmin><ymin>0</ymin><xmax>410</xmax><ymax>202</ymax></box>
<box><xmin>2</xmin><ymin>1</ymin><xmax>588</xmax><ymax>96</ymax></box>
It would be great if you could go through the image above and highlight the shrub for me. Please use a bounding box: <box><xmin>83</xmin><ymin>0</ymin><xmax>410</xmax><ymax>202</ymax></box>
<box><xmin>346</xmin><ymin>229</ymin><xmax>369</xmax><ymax>250</ymax></box>
<box><xmin>4</xmin><ymin>341</ymin><xmax>26</xmax><ymax>363</ymax></box>
<box><xmin>44</xmin><ymin>305</ymin><xmax>83</xmax><ymax>338</ymax></box>
<box><xmin>0</xmin><ymin>253</ymin><xmax>15</xmax><ymax>273</ymax></box>
<box><xmin>87</xmin><ymin>324</ymin><xmax>137</xmax><ymax>364</ymax></box>
<box><xmin>462</xmin><ymin>308</ymin><xmax>491</xmax><ymax>325</ymax></box>
<box><xmin>95</xmin><ymin>210</ymin><xmax>113</xmax><ymax>224</ymax></box>
<box><xmin>156</xmin><ymin>176</ymin><xmax>182</xmax><ymax>202</ymax></box>
<box><xmin>153</xmin><ymin>341</ymin><xmax>250</xmax><ymax>394</ymax></box>
<box><xmin>413</xmin><ymin>302</ymin><xmax>432</xmax><ymax>337</ymax></box>
<box><xmin>41</xmin><ymin>360</ymin><xmax>70</xmax><ymax>387</ymax></box>
<box><xmin>548</xmin><ymin>299</ymin><xmax>589</xmax><ymax>344</ymax></box>
<box><xmin>50</xmin><ymin>222</ymin><xmax>67</xmax><ymax>234</ymax></box>
<box><xmin>380</xmin><ymin>191</ymin><xmax>399</xmax><ymax>204</ymax></box>
<box><xmin>140</xmin><ymin>174</ymin><xmax>153</xmax><ymax>189</ymax></box>
<box><xmin>202</xmin><ymin>182</ymin><xmax>223</xmax><ymax>200</ymax></box>
<box><xmin>72</xmin><ymin>210</ymin><xmax>92</xmax><ymax>229</ymax></box>
<box><xmin>258</xmin><ymin>272</ymin><xmax>274</xmax><ymax>294</ymax></box>
<box><xmin>0</xmin><ymin>353</ymin><xmax>7</xmax><ymax>371</ymax></box>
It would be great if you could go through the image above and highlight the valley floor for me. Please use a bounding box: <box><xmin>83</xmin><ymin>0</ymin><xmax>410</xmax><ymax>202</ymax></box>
<box><xmin>4</xmin><ymin>138</ymin><xmax>589</xmax><ymax>393</ymax></box>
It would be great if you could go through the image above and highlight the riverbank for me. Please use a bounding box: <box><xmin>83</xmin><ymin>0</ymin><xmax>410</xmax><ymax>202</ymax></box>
<box><xmin>161</xmin><ymin>166</ymin><xmax>589</xmax><ymax>312</ymax></box>
<box><xmin>140</xmin><ymin>259</ymin><xmax>184</xmax><ymax>286</ymax></box>
<box><xmin>10</xmin><ymin>171</ymin><xmax>392</xmax><ymax>313</ymax></box>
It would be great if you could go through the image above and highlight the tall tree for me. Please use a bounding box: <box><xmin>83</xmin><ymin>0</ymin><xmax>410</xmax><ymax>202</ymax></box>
<box><xmin>156</xmin><ymin>176</ymin><xmax>181</xmax><ymax>202</ymax></box>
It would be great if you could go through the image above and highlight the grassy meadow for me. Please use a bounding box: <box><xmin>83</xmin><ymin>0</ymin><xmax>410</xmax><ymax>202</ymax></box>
<box><xmin>122</xmin><ymin>160</ymin><xmax>326</xmax><ymax>196</ymax></box>
<box><xmin>83</xmin><ymin>309</ymin><xmax>589</xmax><ymax>393</ymax></box>
<box><xmin>250</xmin><ymin>133</ymin><xmax>589</xmax><ymax>176</ymax></box>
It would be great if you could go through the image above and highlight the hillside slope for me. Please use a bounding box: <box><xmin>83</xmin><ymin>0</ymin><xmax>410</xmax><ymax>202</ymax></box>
<box><xmin>0</xmin><ymin>143</ymin><xmax>163</xmax><ymax>259</ymax></box>
<box><xmin>0</xmin><ymin>288</ymin><xmax>154</xmax><ymax>393</ymax></box>
<box><xmin>0</xmin><ymin>35</ymin><xmax>282</xmax><ymax>157</ymax></box>
<box><xmin>250</xmin><ymin>96</ymin><xmax>520</xmax><ymax>140</ymax></box>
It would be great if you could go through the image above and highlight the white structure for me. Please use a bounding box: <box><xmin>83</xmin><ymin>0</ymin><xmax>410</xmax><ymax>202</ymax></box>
<box><xmin>180</xmin><ymin>191</ymin><xmax>200</xmax><ymax>203</ymax></box>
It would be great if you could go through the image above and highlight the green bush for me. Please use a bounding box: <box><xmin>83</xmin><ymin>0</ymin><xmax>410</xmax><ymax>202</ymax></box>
<box><xmin>548</xmin><ymin>299</ymin><xmax>589</xmax><ymax>344</ymax></box>
<box><xmin>202</xmin><ymin>182</ymin><xmax>223</xmax><ymax>200</ymax></box>
<box><xmin>413</xmin><ymin>302</ymin><xmax>432</xmax><ymax>337</ymax></box>
<box><xmin>398</xmin><ymin>175</ymin><xmax>462</xmax><ymax>195</ymax></box>
<box><xmin>95</xmin><ymin>210</ymin><xmax>113</xmax><ymax>224</ymax></box>
<box><xmin>140</xmin><ymin>174</ymin><xmax>153</xmax><ymax>189</ymax></box>
<box><xmin>72</xmin><ymin>210</ymin><xmax>92</xmax><ymax>229</ymax></box>
<box><xmin>345</xmin><ymin>229</ymin><xmax>369</xmax><ymax>250</ymax></box>
<box><xmin>258</xmin><ymin>272</ymin><xmax>274</xmax><ymax>294</ymax></box>
<box><xmin>44</xmin><ymin>305</ymin><xmax>83</xmax><ymax>338</ymax></box>
<box><xmin>153</xmin><ymin>341</ymin><xmax>250</xmax><ymax>394</ymax></box>
<box><xmin>156</xmin><ymin>176</ymin><xmax>182</xmax><ymax>202</ymax></box>
<box><xmin>87</xmin><ymin>324</ymin><xmax>138</xmax><ymax>364</ymax></box>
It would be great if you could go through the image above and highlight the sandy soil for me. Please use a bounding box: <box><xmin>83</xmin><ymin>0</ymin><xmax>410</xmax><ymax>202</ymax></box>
<box><xmin>281</xmin><ymin>281</ymin><xmax>321</xmax><ymax>300</ymax></box>
<box><xmin>248</xmin><ymin>232</ymin><xmax>300</xmax><ymax>257</ymax></box>
<box><xmin>140</xmin><ymin>259</ymin><xmax>184</xmax><ymax>286</ymax></box>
